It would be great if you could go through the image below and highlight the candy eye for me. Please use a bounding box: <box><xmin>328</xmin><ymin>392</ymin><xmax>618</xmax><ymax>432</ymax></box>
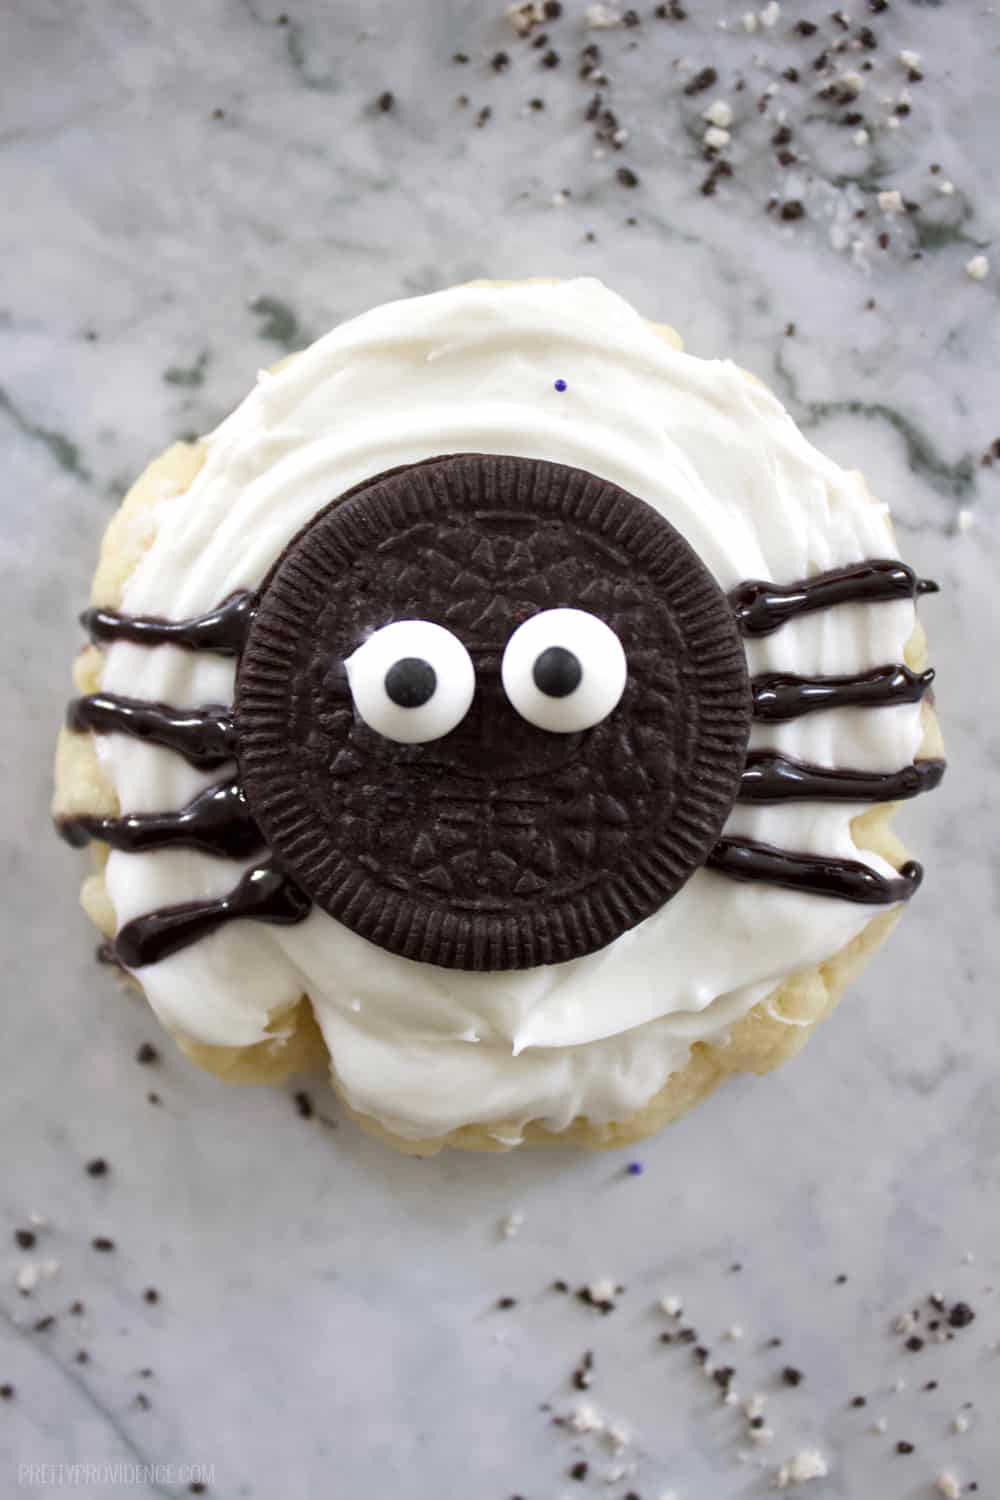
<box><xmin>501</xmin><ymin>608</ymin><xmax>627</xmax><ymax>733</ymax></box>
<box><xmin>345</xmin><ymin>621</ymin><xmax>475</xmax><ymax>744</ymax></box>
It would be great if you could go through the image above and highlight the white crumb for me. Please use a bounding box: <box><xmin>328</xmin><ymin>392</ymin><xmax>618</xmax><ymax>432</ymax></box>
<box><xmin>16</xmin><ymin>1263</ymin><xmax>39</xmax><ymax>1294</ymax></box>
<box><xmin>853</xmin><ymin>129</ymin><xmax>870</xmax><ymax>145</ymax></box>
<box><xmin>605</xmin><ymin>1422</ymin><xmax>630</xmax><ymax>1454</ymax></box>
<box><xmin>900</xmin><ymin>49</ymin><xmax>922</xmax><ymax>70</ymax></box>
<box><xmin>938</xmin><ymin>179</ymin><xmax>955</xmax><ymax>195</ymax></box>
<box><xmin>773</xmin><ymin>1449</ymin><xmax>829</xmax><ymax>1487</ymax></box>
<box><xmin>40</xmin><ymin>1259</ymin><xmax>60</xmax><ymax>1279</ymax></box>
<box><xmin>871</xmin><ymin>1417</ymin><xmax>888</xmax><ymax>1434</ymax></box>
<box><xmin>725</xmin><ymin>1324</ymin><xmax>745</xmax><ymax>1341</ymax></box>
<box><xmin>658</xmin><ymin>1492</ymin><xmax>678</xmax><ymax>1500</ymax></box>
<box><xmin>759</xmin><ymin>2</ymin><xmax>781</xmax><ymax>29</ymax></box>
<box><xmin>500</xmin><ymin>1211</ymin><xmax>524</xmax><ymax>1239</ymax></box>
<box><xmin>841</xmin><ymin>70</ymin><xmax>864</xmax><ymax>95</ymax></box>
<box><xmin>886</xmin><ymin>116</ymin><xmax>901</xmax><ymax>130</ymax></box>
<box><xmin>584</xmin><ymin>3</ymin><xmax>623</xmax><ymax>26</ymax></box>
<box><xmin>745</xmin><ymin>1393</ymin><xmax>768</xmax><ymax>1420</ymax></box>
<box><xmin>551</xmin><ymin>191</ymin><xmax>569</xmax><ymax>207</ymax></box>
<box><xmin>936</xmin><ymin>1475</ymin><xmax>961</xmax><ymax>1500</ymax></box>
<box><xmin>28</xmin><ymin>1214</ymin><xmax>48</xmax><ymax>1229</ymax></box>
<box><xmin>743</xmin><ymin>12</ymin><xmax>758</xmax><ymax>32</ymax></box>
<box><xmin>894</xmin><ymin>1312</ymin><xmax>917</xmax><ymax>1335</ymax></box>
<box><xmin>724</xmin><ymin>1390</ymin><xmax>742</xmax><ymax>1406</ymax></box>
<box><xmin>893</xmin><ymin>1378</ymin><xmax>907</xmax><ymax>1393</ymax></box>
<box><xmin>588</xmin><ymin>1278</ymin><xmax>616</xmax><ymax>1305</ymax></box>
<box><xmin>952</xmin><ymin>1413</ymin><xmax>971</xmax><ymax>1434</ymax></box>
<box><xmin>570</xmin><ymin>1402</ymin><xmax>604</xmax><ymax>1434</ymax></box>
<box><xmin>750</xmin><ymin>1425</ymin><xmax>776</xmax><ymax>1446</ymax></box>
<box><xmin>506</xmin><ymin>1</ymin><xmax>546</xmax><ymax>35</ymax></box>
<box><xmin>703</xmin><ymin>99</ymin><xmax>733</xmax><ymax>128</ymax></box>
<box><xmin>879</xmin><ymin>190</ymin><xmax>905</xmax><ymax>216</ymax></box>
<box><xmin>659</xmin><ymin>1295</ymin><xmax>682</xmax><ymax>1317</ymax></box>
<box><xmin>956</xmin><ymin>508</ymin><xmax>974</xmax><ymax>533</ymax></box>
<box><xmin>704</xmin><ymin>125</ymin><xmax>731</xmax><ymax>148</ymax></box>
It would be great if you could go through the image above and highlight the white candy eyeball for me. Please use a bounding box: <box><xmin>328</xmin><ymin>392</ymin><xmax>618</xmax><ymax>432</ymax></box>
<box><xmin>345</xmin><ymin>620</ymin><xmax>475</xmax><ymax>745</ymax></box>
<box><xmin>501</xmin><ymin>608</ymin><xmax>627</xmax><ymax>734</ymax></box>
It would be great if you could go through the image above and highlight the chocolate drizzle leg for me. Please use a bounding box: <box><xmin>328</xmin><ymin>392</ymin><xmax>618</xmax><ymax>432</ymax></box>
<box><xmin>67</xmin><ymin>695</ymin><xmax>236</xmax><ymax>770</ymax></box>
<box><xmin>752</xmin><ymin>664</ymin><xmax>934</xmax><ymax>722</ymax></box>
<box><xmin>81</xmin><ymin>592</ymin><xmax>256</xmax><ymax>656</ymax></box>
<box><xmin>738</xmin><ymin>753</ymin><xmax>946</xmax><ymax>804</ymax></box>
<box><xmin>730</xmin><ymin>561</ymin><xmax>938</xmax><ymax>638</ymax></box>
<box><xmin>57</xmin><ymin>780</ymin><xmax>265</xmax><ymax>859</ymax></box>
<box><xmin>112</xmin><ymin>865</ymin><xmax>311</xmax><ymax>968</ymax></box>
<box><xmin>707</xmin><ymin>838</ymin><xmax>924</xmax><ymax>904</ymax></box>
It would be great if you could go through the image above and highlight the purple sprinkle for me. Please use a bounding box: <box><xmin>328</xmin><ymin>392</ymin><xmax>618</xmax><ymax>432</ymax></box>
<box><xmin>626</xmin><ymin>1161</ymin><xmax>643</xmax><ymax>1176</ymax></box>
<box><xmin>554</xmin><ymin>378</ymin><xmax>567</xmax><ymax>391</ymax></box>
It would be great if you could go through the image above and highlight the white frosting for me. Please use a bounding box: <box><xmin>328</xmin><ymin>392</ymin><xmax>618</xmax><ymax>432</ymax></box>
<box><xmin>97</xmin><ymin>279</ymin><xmax>924</xmax><ymax>1142</ymax></box>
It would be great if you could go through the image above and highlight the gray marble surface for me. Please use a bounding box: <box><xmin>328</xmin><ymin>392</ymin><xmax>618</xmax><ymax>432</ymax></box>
<box><xmin>2</xmin><ymin>1</ymin><xmax>998</xmax><ymax>1496</ymax></box>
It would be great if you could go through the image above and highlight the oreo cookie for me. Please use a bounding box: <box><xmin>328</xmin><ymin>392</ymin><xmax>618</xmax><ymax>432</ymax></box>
<box><xmin>236</xmin><ymin>454</ymin><xmax>751</xmax><ymax>971</ymax></box>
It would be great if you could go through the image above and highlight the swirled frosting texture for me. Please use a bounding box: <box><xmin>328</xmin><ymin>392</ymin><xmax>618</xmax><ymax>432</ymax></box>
<box><xmin>98</xmin><ymin>279</ymin><xmax>922</xmax><ymax>1142</ymax></box>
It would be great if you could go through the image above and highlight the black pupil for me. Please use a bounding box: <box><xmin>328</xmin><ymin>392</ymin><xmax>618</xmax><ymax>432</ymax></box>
<box><xmin>532</xmin><ymin>645</ymin><xmax>582</xmax><ymax>699</ymax></box>
<box><xmin>384</xmin><ymin>656</ymin><xmax>437</xmax><ymax>709</ymax></box>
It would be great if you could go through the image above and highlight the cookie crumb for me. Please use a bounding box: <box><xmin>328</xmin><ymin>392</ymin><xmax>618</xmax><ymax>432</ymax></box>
<box><xmin>659</xmin><ymin>1295</ymin><xmax>682</xmax><ymax>1316</ymax></box>
<box><xmin>584</xmin><ymin>3</ymin><xmax>623</xmax><ymax>26</ymax></box>
<box><xmin>91</xmin><ymin>1237</ymin><xmax>115</xmax><ymax>1253</ymax></box>
<box><xmin>16</xmin><ymin>1264</ymin><xmax>39</xmax><ymax>1293</ymax></box>
<box><xmin>85</xmin><ymin>1158</ymin><xmax>109</xmax><ymax>1177</ymax></box>
<box><xmin>501</xmin><ymin>1211</ymin><xmax>525</xmax><ymax>1239</ymax></box>
<box><xmin>774</xmin><ymin>1449</ymin><xmax>828</xmax><ymax>1487</ymax></box>
<box><xmin>703</xmin><ymin>99</ymin><xmax>733</xmax><ymax>128</ymax></box>
<box><xmin>936</xmin><ymin>1476</ymin><xmax>962</xmax><ymax>1500</ymax></box>
<box><xmin>14</xmin><ymin>1230</ymin><xmax>36</xmax><ymax>1250</ymax></box>
<box><xmin>782</xmin><ymin>1367</ymin><xmax>804</xmax><ymax>1387</ymax></box>
<box><xmin>871</xmin><ymin>1417</ymin><xmax>888</xmax><ymax>1434</ymax></box>
<box><xmin>952</xmin><ymin>1414</ymin><xmax>970</xmax><ymax>1434</ymax></box>
<box><xmin>896</xmin><ymin>1440</ymin><xmax>914</xmax><ymax>1455</ymax></box>
<box><xmin>143</xmin><ymin>1287</ymin><xmax>160</xmax><ymax>1304</ymax></box>
<box><xmin>136</xmin><ymin>1042</ymin><xmax>160</xmax><ymax>1065</ymax></box>
<box><xmin>569</xmin><ymin>1401</ymin><xmax>604</xmax><ymax>1433</ymax></box>
<box><xmin>965</xmin><ymin>256</ymin><xmax>990</xmax><ymax>282</ymax></box>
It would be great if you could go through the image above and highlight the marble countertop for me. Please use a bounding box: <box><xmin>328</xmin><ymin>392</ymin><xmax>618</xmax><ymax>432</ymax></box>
<box><xmin>3</xmin><ymin>1</ymin><xmax>998</xmax><ymax>1495</ymax></box>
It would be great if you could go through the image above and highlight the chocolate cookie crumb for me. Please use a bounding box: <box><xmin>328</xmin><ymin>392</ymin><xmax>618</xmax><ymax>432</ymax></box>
<box><xmin>86</xmin><ymin>1158</ymin><xmax>109</xmax><ymax>1177</ymax></box>
<box><xmin>906</xmin><ymin>1336</ymin><xmax>925</xmax><ymax>1352</ymax></box>
<box><xmin>143</xmin><ymin>1287</ymin><xmax>160</xmax><ymax>1304</ymax></box>
<box><xmin>0</xmin><ymin>1385</ymin><xmax>14</xmax><ymax>1400</ymax></box>
<box><xmin>497</xmin><ymin>1296</ymin><xmax>517</xmax><ymax>1310</ymax></box>
<box><xmin>294</xmin><ymin>1091</ymin><xmax>313</xmax><ymax>1119</ymax></box>
<box><xmin>91</xmin><ymin>1237</ymin><xmax>115</xmax><ymax>1252</ymax></box>
<box><xmin>779</xmin><ymin>201</ymin><xmax>805</xmax><ymax>221</ymax></box>
<box><xmin>136</xmin><ymin>1042</ymin><xmax>159</xmax><ymax>1065</ymax></box>
<box><xmin>684</xmin><ymin>67</ymin><xmax>718</xmax><ymax>97</ymax></box>
<box><xmin>948</xmin><ymin>1302</ymin><xmax>975</xmax><ymax>1329</ymax></box>
<box><xmin>33</xmin><ymin>1316</ymin><xmax>55</xmax><ymax>1332</ymax></box>
<box><xmin>570</xmin><ymin>1460</ymin><xmax>589</xmax><ymax>1480</ymax></box>
<box><xmin>617</xmin><ymin>166</ymin><xmax>640</xmax><ymax>187</ymax></box>
<box><xmin>896</xmin><ymin>1440</ymin><xmax>915</xmax><ymax>1455</ymax></box>
<box><xmin>782</xmin><ymin>1367</ymin><xmax>804</xmax><ymax>1387</ymax></box>
<box><xmin>14</xmin><ymin>1229</ymin><xmax>36</xmax><ymax>1250</ymax></box>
